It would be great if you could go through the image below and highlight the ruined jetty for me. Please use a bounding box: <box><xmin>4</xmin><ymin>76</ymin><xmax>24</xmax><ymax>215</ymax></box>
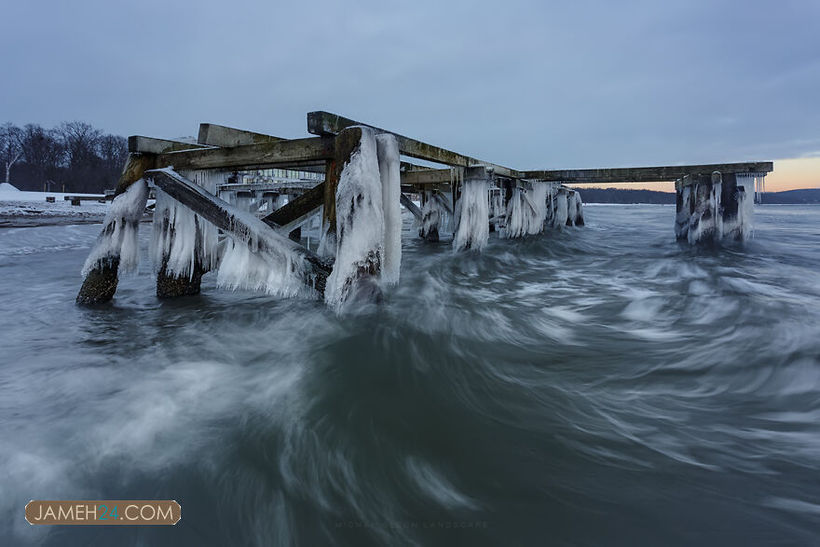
<box><xmin>76</xmin><ymin>111</ymin><xmax>773</xmax><ymax>309</ymax></box>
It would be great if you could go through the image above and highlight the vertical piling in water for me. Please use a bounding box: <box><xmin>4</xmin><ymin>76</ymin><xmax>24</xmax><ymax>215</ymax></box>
<box><xmin>675</xmin><ymin>171</ymin><xmax>753</xmax><ymax>243</ymax></box>
<box><xmin>76</xmin><ymin>153</ymin><xmax>153</xmax><ymax>305</ymax></box>
<box><xmin>453</xmin><ymin>166</ymin><xmax>490</xmax><ymax>251</ymax></box>
<box><xmin>419</xmin><ymin>190</ymin><xmax>441</xmax><ymax>241</ymax></box>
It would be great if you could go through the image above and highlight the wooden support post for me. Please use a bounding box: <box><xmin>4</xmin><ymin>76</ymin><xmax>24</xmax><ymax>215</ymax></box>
<box><xmin>76</xmin><ymin>153</ymin><xmax>154</xmax><ymax>305</ymax></box>
<box><xmin>321</xmin><ymin>127</ymin><xmax>363</xmax><ymax>255</ymax></box>
<box><xmin>419</xmin><ymin>190</ymin><xmax>440</xmax><ymax>242</ymax></box>
<box><xmin>153</xmin><ymin>212</ymin><xmax>208</xmax><ymax>299</ymax></box>
<box><xmin>157</xmin><ymin>261</ymin><xmax>205</xmax><ymax>298</ymax></box>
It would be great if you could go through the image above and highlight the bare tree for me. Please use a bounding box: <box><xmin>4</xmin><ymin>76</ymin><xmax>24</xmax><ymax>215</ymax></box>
<box><xmin>0</xmin><ymin>123</ymin><xmax>23</xmax><ymax>184</ymax></box>
<box><xmin>19</xmin><ymin>124</ymin><xmax>65</xmax><ymax>190</ymax></box>
<box><xmin>58</xmin><ymin>121</ymin><xmax>103</xmax><ymax>192</ymax></box>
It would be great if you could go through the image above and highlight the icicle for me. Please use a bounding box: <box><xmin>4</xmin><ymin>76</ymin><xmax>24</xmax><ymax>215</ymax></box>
<box><xmin>569</xmin><ymin>191</ymin><xmax>585</xmax><ymax>227</ymax></box>
<box><xmin>712</xmin><ymin>174</ymin><xmax>723</xmax><ymax>240</ymax></box>
<box><xmin>419</xmin><ymin>192</ymin><xmax>443</xmax><ymax>241</ymax></box>
<box><xmin>453</xmin><ymin>172</ymin><xmax>489</xmax><ymax>251</ymax></box>
<box><xmin>325</xmin><ymin>127</ymin><xmax>385</xmax><ymax>309</ymax></box>
<box><xmin>215</xmin><ymin>237</ymin><xmax>305</xmax><ymax>297</ymax></box>
<box><xmin>552</xmin><ymin>188</ymin><xmax>569</xmax><ymax>228</ymax></box>
<box><xmin>527</xmin><ymin>182</ymin><xmax>549</xmax><ymax>233</ymax></box>
<box><xmin>81</xmin><ymin>179</ymin><xmax>148</xmax><ymax>277</ymax></box>
<box><xmin>735</xmin><ymin>175</ymin><xmax>755</xmax><ymax>240</ymax></box>
<box><xmin>504</xmin><ymin>187</ymin><xmax>525</xmax><ymax>238</ymax></box>
<box><xmin>150</xmin><ymin>170</ymin><xmax>224</xmax><ymax>279</ymax></box>
<box><xmin>376</xmin><ymin>133</ymin><xmax>402</xmax><ymax>286</ymax></box>
<box><xmin>675</xmin><ymin>183</ymin><xmax>691</xmax><ymax>240</ymax></box>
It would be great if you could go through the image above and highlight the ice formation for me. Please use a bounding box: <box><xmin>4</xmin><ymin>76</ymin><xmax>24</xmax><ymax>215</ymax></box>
<box><xmin>552</xmin><ymin>189</ymin><xmax>569</xmax><ymax>229</ymax></box>
<box><xmin>325</xmin><ymin>127</ymin><xmax>385</xmax><ymax>309</ymax></box>
<box><xmin>678</xmin><ymin>174</ymin><xmax>756</xmax><ymax>244</ymax></box>
<box><xmin>685</xmin><ymin>177</ymin><xmax>724</xmax><ymax>244</ymax></box>
<box><xmin>419</xmin><ymin>192</ymin><xmax>444</xmax><ymax>241</ymax></box>
<box><xmin>528</xmin><ymin>182</ymin><xmax>550</xmax><ymax>233</ymax></box>
<box><xmin>81</xmin><ymin>179</ymin><xmax>148</xmax><ymax>277</ymax></box>
<box><xmin>731</xmin><ymin>175</ymin><xmax>755</xmax><ymax>240</ymax></box>
<box><xmin>674</xmin><ymin>186</ymin><xmax>692</xmax><ymax>239</ymax></box>
<box><xmin>377</xmin><ymin>134</ymin><xmax>402</xmax><ymax>285</ymax></box>
<box><xmin>151</xmin><ymin>170</ymin><xmax>223</xmax><ymax>278</ymax></box>
<box><xmin>567</xmin><ymin>191</ymin><xmax>584</xmax><ymax>227</ymax></box>
<box><xmin>215</xmin><ymin>236</ymin><xmax>306</xmax><ymax>297</ymax></box>
<box><xmin>453</xmin><ymin>176</ymin><xmax>489</xmax><ymax>251</ymax></box>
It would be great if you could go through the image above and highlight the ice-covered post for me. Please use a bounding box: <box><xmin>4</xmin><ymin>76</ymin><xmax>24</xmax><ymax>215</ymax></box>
<box><xmin>552</xmin><ymin>187</ymin><xmax>570</xmax><ymax>228</ymax></box>
<box><xmin>419</xmin><ymin>190</ymin><xmax>442</xmax><ymax>241</ymax></box>
<box><xmin>675</xmin><ymin>171</ymin><xmax>754</xmax><ymax>244</ymax></box>
<box><xmin>324</xmin><ymin>126</ymin><xmax>387</xmax><ymax>310</ymax></box>
<box><xmin>453</xmin><ymin>166</ymin><xmax>490</xmax><ymax>251</ymax></box>
<box><xmin>76</xmin><ymin>153</ymin><xmax>153</xmax><ymax>305</ymax></box>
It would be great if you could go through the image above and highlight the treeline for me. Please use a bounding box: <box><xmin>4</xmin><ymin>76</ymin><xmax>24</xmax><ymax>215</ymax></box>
<box><xmin>573</xmin><ymin>187</ymin><xmax>676</xmax><ymax>204</ymax></box>
<box><xmin>1</xmin><ymin>122</ymin><xmax>126</xmax><ymax>193</ymax></box>
<box><xmin>573</xmin><ymin>186</ymin><xmax>820</xmax><ymax>204</ymax></box>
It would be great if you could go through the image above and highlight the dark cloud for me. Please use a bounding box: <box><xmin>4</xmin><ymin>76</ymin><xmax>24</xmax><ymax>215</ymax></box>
<box><xmin>2</xmin><ymin>0</ymin><xmax>818</xmax><ymax>169</ymax></box>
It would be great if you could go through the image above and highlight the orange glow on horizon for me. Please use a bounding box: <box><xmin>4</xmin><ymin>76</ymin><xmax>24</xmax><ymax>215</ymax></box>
<box><xmin>568</xmin><ymin>157</ymin><xmax>820</xmax><ymax>193</ymax></box>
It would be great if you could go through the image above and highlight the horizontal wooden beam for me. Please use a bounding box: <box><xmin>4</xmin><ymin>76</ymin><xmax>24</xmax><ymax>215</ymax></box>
<box><xmin>128</xmin><ymin>136</ymin><xmax>212</xmax><ymax>154</ymax></box>
<box><xmin>307</xmin><ymin>111</ymin><xmax>522</xmax><ymax>178</ymax></box>
<box><xmin>524</xmin><ymin>162</ymin><xmax>774</xmax><ymax>183</ymax></box>
<box><xmin>146</xmin><ymin>168</ymin><xmax>331</xmax><ymax>293</ymax></box>
<box><xmin>401</xmin><ymin>168</ymin><xmax>452</xmax><ymax>185</ymax></box>
<box><xmin>198</xmin><ymin>123</ymin><xmax>285</xmax><ymax>147</ymax></box>
<box><xmin>155</xmin><ymin>137</ymin><xmax>335</xmax><ymax>171</ymax></box>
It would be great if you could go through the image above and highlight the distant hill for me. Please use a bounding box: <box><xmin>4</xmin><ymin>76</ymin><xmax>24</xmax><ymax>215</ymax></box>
<box><xmin>572</xmin><ymin>187</ymin><xmax>820</xmax><ymax>204</ymax></box>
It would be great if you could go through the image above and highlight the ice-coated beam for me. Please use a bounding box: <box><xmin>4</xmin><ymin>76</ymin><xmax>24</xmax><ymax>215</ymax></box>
<box><xmin>524</xmin><ymin>162</ymin><xmax>773</xmax><ymax>183</ymax></box>
<box><xmin>147</xmin><ymin>168</ymin><xmax>332</xmax><ymax>294</ymax></box>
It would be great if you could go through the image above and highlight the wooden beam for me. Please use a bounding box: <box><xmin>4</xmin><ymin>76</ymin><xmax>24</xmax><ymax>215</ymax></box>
<box><xmin>322</xmin><ymin>126</ymin><xmax>363</xmax><ymax>241</ymax></box>
<box><xmin>307</xmin><ymin>111</ymin><xmax>522</xmax><ymax>178</ymax></box>
<box><xmin>524</xmin><ymin>162</ymin><xmax>774</xmax><ymax>183</ymax></box>
<box><xmin>146</xmin><ymin>168</ymin><xmax>332</xmax><ymax>294</ymax></box>
<box><xmin>402</xmin><ymin>168</ymin><xmax>452</xmax><ymax>185</ymax></box>
<box><xmin>155</xmin><ymin>137</ymin><xmax>335</xmax><ymax>171</ymax></box>
<box><xmin>261</xmin><ymin>182</ymin><xmax>325</xmax><ymax>230</ymax></box>
<box><xmin>400</xmin><ymin>193</ymin><xmax>423</xmax><ymax>221</ymax></box>
<box><xmin>128</xmin><ymin>136</ymin><xmax>211</xmax><ymax>154</ymax></box>
<box><xmin>197</xmin><ymin>123</ymin><xmax>285</xmax><ymax>147</ymax></box>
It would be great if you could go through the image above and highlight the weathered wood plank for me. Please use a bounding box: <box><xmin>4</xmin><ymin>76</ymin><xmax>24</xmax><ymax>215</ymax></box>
<box><xmin>524</xmin><ymin>162</ymin><xmax>774</xmax><ymax>183</ymax></box>
<box><xmin>155</xmin><ymin>137</ymin><xmax>335</xmax><ymax>171</ymax></box>
<box><xmin>146</xmin><ymin>168</ymin><xmax>332</xmax><ymax>294</ymax></box>
<box><xmin>262</xmin><ymin>182</ymin><xmax>325</xmax><ymax>229</ymax></box>
<box><xmin>128</xmin><ymin>136</ymin><xmax>212</xmax><ymax>154</ymax></box>
<box><xmin>197</xmin><ymin>123</ymin><xmax>284</xmax><ymax>147</ymax></box>
<box><xmin>322</xmin><ymin>127</ymin><xmax>363</xmax><ymax>241</ymax></box>
<box><xmin>399</xmin><ymin>193</ymin><xmax>423</xmax><ymax>221</ymax></box>
<box><xmin>402</xmin><ymin>168</ymin><xmax>451</xmax><ymax>185</ymax></box>
<box><xmin>307</xmin><ymin>111</ymin><xmax>522</xmax><ymax>178</ymax></box>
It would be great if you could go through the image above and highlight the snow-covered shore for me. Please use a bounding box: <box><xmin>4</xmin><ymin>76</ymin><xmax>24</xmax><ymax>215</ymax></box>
<box><xmin>0</xmin><ymin>187</ymin><xmax>110</xmax><ymax>227</ymax></box>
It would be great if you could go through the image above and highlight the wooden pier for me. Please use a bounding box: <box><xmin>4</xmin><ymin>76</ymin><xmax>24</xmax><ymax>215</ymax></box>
<box><xmin>76</xmin><ymin>111</ymin><xmax>774</xmax><ymax>307</ymax></box>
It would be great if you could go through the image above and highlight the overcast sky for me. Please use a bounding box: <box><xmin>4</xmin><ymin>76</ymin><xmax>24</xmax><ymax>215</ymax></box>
<box><xmin>2</xmin><ymin>0</ymin><xmax>819</xmax><ymax>173</ymax></box>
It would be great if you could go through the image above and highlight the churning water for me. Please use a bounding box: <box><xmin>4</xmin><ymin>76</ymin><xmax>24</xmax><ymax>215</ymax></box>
<box><xmin>1</xmin><ymin>204</ymin><xmax>819</xmax><ymax>546</ymax></box>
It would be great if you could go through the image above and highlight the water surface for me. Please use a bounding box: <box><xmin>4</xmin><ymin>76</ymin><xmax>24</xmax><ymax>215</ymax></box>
<box><xmin>1</xmin><ymin>205</ymin><xmax>819</xmax><ymax>545</ymax></box>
